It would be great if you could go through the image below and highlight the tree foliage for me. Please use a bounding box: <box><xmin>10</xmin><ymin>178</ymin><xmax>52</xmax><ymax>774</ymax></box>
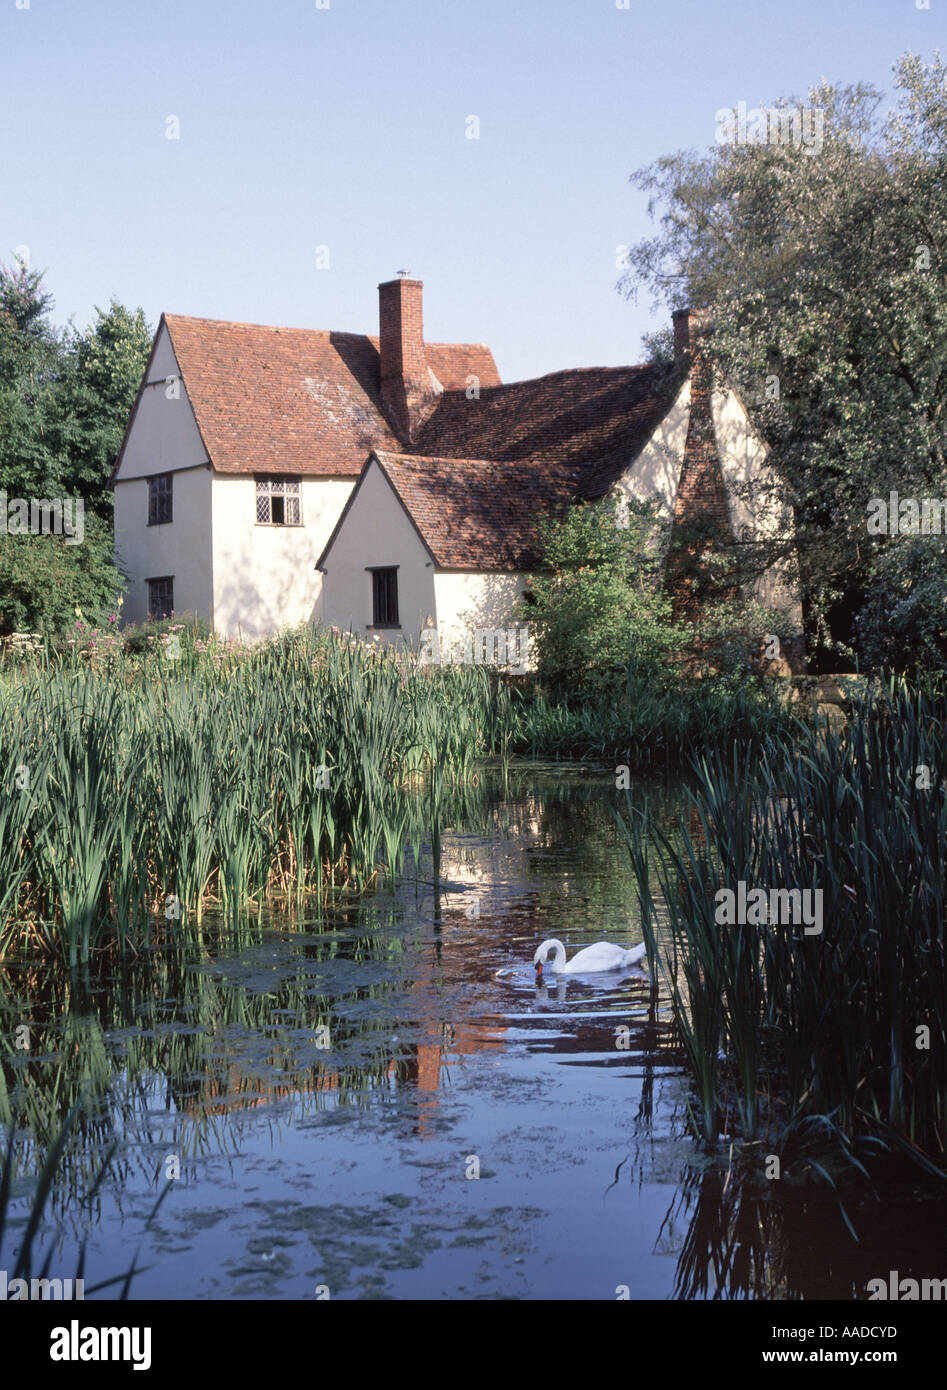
<box><xmin>517</xmin><ymin>498</ymin><xmax>682</xmax><ymax>698</ymax></box>
<box><xmin>622</xmin><ymin>52</ymin><xmax>947</xmax><ymax>670</ymax></box>
<box><xmin>0</xmin><ymin>257</ymin><xmax>150</xmax><ymax>636</ymax></box>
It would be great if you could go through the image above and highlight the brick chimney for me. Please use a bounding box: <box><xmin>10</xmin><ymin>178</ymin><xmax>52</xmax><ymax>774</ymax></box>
<box><xmin>672</xmin><ymin>306</ymin><xmax>711</xmax><ymax>363</ymax></box>
<box><xmin>378</xmin><ymin>276</ymin><xmax>437</xmax><ymax>441</ymax></box>
<box><xmin>666</xmin><ymin>304</ymin><xmax>735</xmax><ymax>623</ymax></box>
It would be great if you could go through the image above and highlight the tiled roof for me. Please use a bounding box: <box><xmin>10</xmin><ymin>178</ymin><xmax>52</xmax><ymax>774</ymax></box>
<box><xmin>413</xmin><ymin>362</ymin><xmax>680</xmax><ymax>499</ymax></box>
<box><xmin>371</xmin><ymin>451</ymin><xmax>580</xmax><ymax>570</ymax></box>
<box><xmin>161</xmin><ymin>315</ymin><xmax>501</xmax><ymax>477</ymax></box>
<box><xmin>318</xmin><ymin>363</ymin><xmax>685</xmax><ymax>570</ymax></box>
<box><xmin>138</xmin><ymin>309</ymin><xmax>689</xmax><ymax>572</ymax></box>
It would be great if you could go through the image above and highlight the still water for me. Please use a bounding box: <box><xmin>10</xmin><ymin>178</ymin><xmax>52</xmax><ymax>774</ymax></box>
<box><xmin>2</xmin><ymin>767</ymin><xmax>941</xmax><ymax>1299</ymax></box>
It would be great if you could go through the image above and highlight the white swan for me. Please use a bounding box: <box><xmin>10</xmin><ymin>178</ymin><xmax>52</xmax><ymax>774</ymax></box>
<box><xmin>533</xmin><ymin>938</ymin><xmax>646</xmax><ymax>976</ymax></box>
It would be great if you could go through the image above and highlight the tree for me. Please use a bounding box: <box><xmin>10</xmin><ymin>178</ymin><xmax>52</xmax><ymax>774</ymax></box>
<box><xmin>0</xmin><ymin>514</ymin><xmax>124</xmax><ymax>638</ymax></box>
<box><xmin>622</xmin><ymin>53</ymin><xmax>947</xmax><ymax>670</ymax></box>
<box><xmin>60</xmin><ymin>300</ymin><xmax>152</xmax><ymax>516</ymax></box>
<box><xmin>0</xmin><ymin>256</ymin><xmax>68</xmax><ymax>500</ymax></box>
<box><xmin>0</xmin><ymin>260</ymin><xmax>151</xmax><ymax>636</ymax></box>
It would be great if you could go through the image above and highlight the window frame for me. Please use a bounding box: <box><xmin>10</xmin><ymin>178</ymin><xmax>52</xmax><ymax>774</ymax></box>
<box><xmin>255</xmin><ymin>475</ymin><xmax>303</xmax><ymax>527</ymax></box>
<box><xmin>367</xmin><ymin>565</ymin><xmax>400</xmax><ymax>629</ymax></box>
<box><xmin>146</xmin><ymin>576</ymin><xmax>174</xmax><ymax>621</ymax></box>
<box><xmin>148</xmin><ymin>472</ymin><xmax>173</xmax><ymax>526</ymax></box>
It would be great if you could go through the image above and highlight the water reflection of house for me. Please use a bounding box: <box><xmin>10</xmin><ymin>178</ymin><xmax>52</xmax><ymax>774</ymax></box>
<box><xmin>178</xmin><ymin>808</ymin><xmax>576</xmax><ymax>1131</ymax></box>
<box><xmin>185</xmin><ymin>1013</ymin><xmax>504</xmax><ymax>1138</ymax></box>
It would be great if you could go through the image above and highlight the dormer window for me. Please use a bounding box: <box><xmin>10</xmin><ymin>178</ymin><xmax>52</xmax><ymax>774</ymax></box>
<box><xmin>256</xmin><ymin>476</ymin><xmax>302</xmax><ymax>526</ymax></box>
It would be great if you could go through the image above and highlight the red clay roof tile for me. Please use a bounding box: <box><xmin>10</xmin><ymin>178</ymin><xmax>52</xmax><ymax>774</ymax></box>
<box><xmin>162</xmin><ymin>314</ymin><xmax>501</xmax><ymax>477</ymax></box>
<box><xmin>155</xmin><ymin>312</ymin><xmax>686</xmax><ymax>572</ymax></box>
<box><xmin>414</xmin><ymin>362</ymin><xmax>680</xmax><ymax>498</ymax></box>
<box><xmin>371</xmin><ymin>451</ymin><xmax>580</xmax><ymax>570</ymax></box>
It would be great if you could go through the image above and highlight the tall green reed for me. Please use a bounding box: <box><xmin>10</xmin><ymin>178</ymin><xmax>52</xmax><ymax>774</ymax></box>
<box><xmin>617</xmin><ymin>677</ymin><xmax>946</xmax><ymax>1175</ymax></box>
<box><xmin>0</xmin><ymin>628</ymin><xmax>502</xmax><ymax>958</ymax></box>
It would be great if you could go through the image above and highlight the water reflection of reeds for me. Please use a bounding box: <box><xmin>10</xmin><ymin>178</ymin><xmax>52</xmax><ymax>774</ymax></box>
<box><xmin>1</xmin><ymin>767</ymin><xmax>692</xmax><ymax>1289</ymax></box>
<box><xmin>1</xmin><ymin>915</ymin><xmax>420</xmax><ymax>1216</ymax></box>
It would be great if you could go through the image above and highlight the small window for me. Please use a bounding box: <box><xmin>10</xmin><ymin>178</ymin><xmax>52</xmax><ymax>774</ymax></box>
<box><xmin>256</xmin><ymin>476</ymin><xmax>301</xmax><ymax>525</ymax></box>
<box><xmin>147</xmin><ymin>577</ymin><xmax>174</xmax><ymax>620</ymax></box>
<box><xmin>369</xmin><ymin>567</ymin><xmax>399</xmax><ymax>627</ymax></box>
<box><xmin>148</xmin><ymin>473</ymin><xmax>173</xmax><ymax>525</ymax></box>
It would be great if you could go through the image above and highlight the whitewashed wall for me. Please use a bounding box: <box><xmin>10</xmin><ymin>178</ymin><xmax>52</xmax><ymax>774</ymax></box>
<box><xmin>211</xmin><ymin>475</ymin><xmax>353</xmax><ymax>639</ymax></box>
<box><xmin>319</xmin><ymin>459</ymin><xmax>436</xmax><ymax>646</ymax></box>
<box><xmin>615</xmin><ymin>377</ymin><xmax>691</xmax><ymax>517</ymax></box>
<box><xmin>610</xmin><ymin>376</ymin><xmax>802</xmax><ymax>632</ymax></box>
<box><xmin>113</xmin><ymin>467</ymin><xmax>213</xmax><ymax>626</ymax></box>
<box><xmin>113</xmin><ymin>324</ymin><xmax>214</xmax><ymax>625</ymax></box>
<box><xmin>114</xmin><ymin>326</ymin><xmax>208</xmax><ymax>480</ymax></box>
<box><xmin>433</xmin><ymin>571</ymin><xmax>531</xmax><ymax>666</ymax></box>
<box><xmin>711</xmin><ymin>386</ymin><xmax>803</xmax><ymax>629</ymax></box>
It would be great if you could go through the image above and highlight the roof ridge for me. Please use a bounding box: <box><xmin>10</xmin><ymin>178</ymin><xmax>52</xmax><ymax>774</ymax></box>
<box><xmin>164</xmin><ymin>315</ymin><xmax>493</xmax><ymax>355</ymax></box>
<box><xmin>164</xmin><ymin>314</ymin><xmax>341</xmax><ymax>335</ymax></box>
<box><xmin>435</xmin><ymin>361</ymin><xmax>658</xmax><ymax>392</ymax></box>
<box><xmin>378</xmin><ymin>449</ymin><xmax>570</xmax><ymax>468</ymax></box>
<box><xmin>375</xmin><ymin>453</ymin><xmax>570</xmax><ymax>469</ymax></box>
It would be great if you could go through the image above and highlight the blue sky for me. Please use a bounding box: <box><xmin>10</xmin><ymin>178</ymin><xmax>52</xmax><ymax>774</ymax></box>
<box><xmin>0</xmin><ymin>0</ymin><xmax>940</xmax><ymax>382</ymax></box>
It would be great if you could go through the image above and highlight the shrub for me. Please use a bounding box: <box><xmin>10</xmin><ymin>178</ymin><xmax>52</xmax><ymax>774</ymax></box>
<box><xmin>120</xmin><ymin>611</ymin><xmax>212</xmax><ymax>657</ymax></box>
<box><xmin>690</xmin><ymin>596</ymin><xmax>802</xmax><ymax>676</ymax></box>
<box><xmin>0</xmin><ymin>515</ymin><xmax>124</xmax><ymax>638</ymax></box>
<box><xmin>517</xmin><ymin>498</ymin><xmax>685</xmax><ymax>699</ymax></box>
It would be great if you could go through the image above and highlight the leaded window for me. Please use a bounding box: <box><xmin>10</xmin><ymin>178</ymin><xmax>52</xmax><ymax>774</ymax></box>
<box><xmin>148</xmin><ymin>473</ymin><xmax>173</xmax><ymax>525</ymax></box>
<box><xmin>255</xmin><ymin>476</ymin><xmax>301</xmax><ymax>525</ymax></box>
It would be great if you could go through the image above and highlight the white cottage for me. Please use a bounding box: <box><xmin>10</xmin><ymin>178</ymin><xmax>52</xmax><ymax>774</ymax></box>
<box><xmin>112</xmin><ymin>279</ymin><xmax>498</xmax><ymax>636</ymax></box>
<box><xmin>113</xmin><ymin>279</ymin><xmax>802</xmax><ymax>655</ymax></box>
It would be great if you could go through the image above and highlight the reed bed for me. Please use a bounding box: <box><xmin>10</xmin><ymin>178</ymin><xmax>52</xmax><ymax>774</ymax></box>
<box><xmin>0</xmin><ymin>628</ymin><xmax>502</xmax><ymax>963</ymax></box>
<box><xmin>0</xmin><ymin>619</ymin><xmax>802</xmax><ymax>965</ymax></box>
<box><xmin>618</xmin><ymin>678</ymin><xmax>947</xmax><ymax>1177</ymax></box>
<box><xmin>510</xmin><ymin>669</ymin><xmax>794</xmax><ymax>767</ymax></box>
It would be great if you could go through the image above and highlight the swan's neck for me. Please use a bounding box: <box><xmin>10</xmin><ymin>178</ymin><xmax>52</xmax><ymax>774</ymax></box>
<box><xmin>546</xmin><ymin>939</ymin><xmax>567</xmax><ymax>971</ymax></box>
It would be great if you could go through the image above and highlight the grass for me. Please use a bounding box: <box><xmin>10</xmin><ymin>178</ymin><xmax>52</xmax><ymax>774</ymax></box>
<box><xmin>617</xmin><ymin>676</ymin><xmax>947</xmax><ymax>1178</ymax></box>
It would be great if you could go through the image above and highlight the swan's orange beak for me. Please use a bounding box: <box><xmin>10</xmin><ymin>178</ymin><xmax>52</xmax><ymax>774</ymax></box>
<box><xmin>535</xmin><ymin>960</ymin><xmax>543</xmax><ymax>978</ymax></box>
